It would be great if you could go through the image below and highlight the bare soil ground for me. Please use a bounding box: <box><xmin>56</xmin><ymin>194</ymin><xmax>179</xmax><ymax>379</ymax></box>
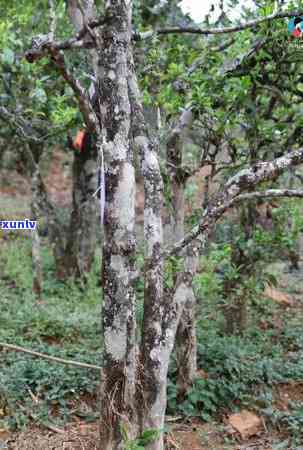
<box><xmin>2</xmin><ymin>415</ymin><xmax>296</xmax><ymax>450</ymax></box>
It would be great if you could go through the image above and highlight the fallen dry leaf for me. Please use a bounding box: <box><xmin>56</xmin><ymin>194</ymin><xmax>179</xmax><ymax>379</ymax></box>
<box><xmin>263</xmin><ymin>286</ymin><xmax>294</xmax><ymax>307</ymax></box>
<box><xmin>227</xmin><ymin>410</ymin><xmax>263</xmax><ymax>439</ymax></box>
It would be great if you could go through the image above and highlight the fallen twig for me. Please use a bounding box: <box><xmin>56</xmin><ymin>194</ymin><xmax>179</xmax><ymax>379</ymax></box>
<box><xmin>0</xmin><ymin>342</ymin><xmax>101</xmax><ymax>371</ymax></box>
<box><xmin>17</xmin><ymin>402</ymin><xmax>65</xmax><ymax>434</ymax></box>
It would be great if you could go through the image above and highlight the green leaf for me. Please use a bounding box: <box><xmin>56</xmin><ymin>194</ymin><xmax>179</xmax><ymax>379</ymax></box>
<box><xmin>2</xmin><ymin>48</ymin><xmax>14</xmax><ymax>65</ymax></box>
<box><xmin>137</xmin><ymin>428</ymin><xmax>161</xmax><ymax>445</ymax></box>
<box><xmin>31</xmin><ymin>87</ymin><xmax>47</xmax><ymax>104</ymax></box>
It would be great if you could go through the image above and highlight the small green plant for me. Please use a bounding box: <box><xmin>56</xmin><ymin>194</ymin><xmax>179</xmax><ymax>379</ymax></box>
<box><xmin>121</xmin><ymin>425</ymin><xmax>161</xmax><ymax>450</ymax></box>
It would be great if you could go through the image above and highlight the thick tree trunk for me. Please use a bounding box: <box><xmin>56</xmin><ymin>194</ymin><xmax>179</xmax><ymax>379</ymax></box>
<box><xmin>97</xmin><ymin>2</ymin><xmax>138</xmax><ymax>449</ymax></box>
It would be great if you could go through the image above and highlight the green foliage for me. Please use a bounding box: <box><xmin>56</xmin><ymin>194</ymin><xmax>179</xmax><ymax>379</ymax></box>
<box><xmin>192</xmin><ymin>200</ymin><xmax>303</xmax><ymax>330</ymax></box>
<box><xmin>168</xmin><ymin>318</ymin><xmax>303</xmax><ymax>430</ymax></box>
<box><xmin>193</xmin><ymin>243</ymin><xmax>231</xmax><ymax>302</ymax></box>
<box><xmin>121</xmin><ymin>425</ymin><xmax>161</xmax><ymax>450</ymax></box>
<box><xmin>164</xmin><ymin>256</ymin><xmax>184</xmax><ymax>289</ymax></box>
<box><xmin>0</xmin><ymin>0</ymin><xmax>81</xmax><ymax>156</ymax></box>
<box><xmin>1</xmin><ymin>237</ymin><xmax>33</xmax><ymax>292</ymax></box>
<box><xmin>50</xmin><ymin>94</ymin><xmax>78</xmax><ymax>127</ymax></box>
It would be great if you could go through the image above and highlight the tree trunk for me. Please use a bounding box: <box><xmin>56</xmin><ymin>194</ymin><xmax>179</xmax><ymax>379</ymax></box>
<box><xmin>64</xmin><ymin>136</ymin><xmax>98</xmax><ymax>278</ymax></box>
<box><xmin>175</xmin><ymin>277</ymin><xmax>197</xmax><ymax>403</ymax></box>
<box><xmin>128</xmin><ymin>49</ymin><xmax>170</xmax><ymax>450</ymax></box>
<box><xmin>224</xmin><ymin>293</ymin><xmax>248</xmax><ymax>335</ymax></box>
<box><xmin>31</xmin><ymin>166</ymin><xmax>43</xmax><ymax>299</ymax></box>
<box><xmin>24</xmin><ymin>144</ymin><xmax>66</xmax><ymax>280</ymax></box>
<box><xmin>166</xmin><ymin>110</ymin><xmax>198</xmax><ymax>403</ymax></box>
<box><xmin>97</xmin><ymin>2</ymin><xmax>138</xmax><ymax>449</ymax></box>
<box><xmin>64</xmin><ymin>0</ymin><xmax>99</xmax><ymax>279</ymax></box>
<box><xmin>128</xmin><ymin>52</ymin><xmax>198</xmax><ymax>450</ymax></box>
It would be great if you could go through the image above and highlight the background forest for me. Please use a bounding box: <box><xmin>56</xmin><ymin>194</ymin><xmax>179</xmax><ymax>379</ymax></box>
<box><xmin>1</xmin><ymin>1</ymin><xmax>303</xmax><ymax>449</ymax></box>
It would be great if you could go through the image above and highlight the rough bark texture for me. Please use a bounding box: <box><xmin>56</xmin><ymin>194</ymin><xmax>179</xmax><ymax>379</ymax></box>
<box><xmin>167</xmin><ymin>110</ymin><xmax>198</xmax><ymax>403</ymax></box>
<box><xmin>174</xmin><ymin>245</ymin><xmax>199</xmax><ymax>402</ymax></box>
<box><xmin>128</xmin><ymin>49</ymin><xmax>170</xmax><ymax>449</ymax></box>
<box><xmin>97</xmin><ymin>2</ymin><xmax>138</xmax><ymax>449</ymax></box>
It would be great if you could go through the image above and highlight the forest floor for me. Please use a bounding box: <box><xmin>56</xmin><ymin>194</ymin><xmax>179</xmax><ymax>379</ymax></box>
<box><xmin>1</xmin><ymin>150</ymin><xmax>303</xmax><ymax>449</ymax></box>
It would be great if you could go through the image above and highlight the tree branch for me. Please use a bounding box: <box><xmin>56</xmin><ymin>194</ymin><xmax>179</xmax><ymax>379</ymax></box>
<box><xmin>25</xmin><ymin>14</ymin><xmax>105</xmax><ymax>55</ymax></box>
<box><xmin>166</xmin><ymin>149</ymin><xmax>303</xmax><ymax>257</ymax></box>
<box><xmin>188</xmin><ymin>38</ymin><xmax>236</xmax><ymax>75</ymax></box>
<box><xmin>24</xmin><ymin>9</ymin><xmax>302</xmax><ymax>54</ymax></box>
<box><xmin>51</xmin><ymin>50</ymin><xmax>97</xmax><ymax>131</ymax></box>
<box><xmin>137</xmin><ymin>10</ymin><xmax>303</xmax><ymax>39</ymax></box>
<box><xmin>0</xmin><ymin>106</ymin><xmax>43</xmax><ymax>143</ymax></box>
<box><xmin>220</xmin><ymin>38</ymin><xmax>266</xmax><ymax>77</ymax></box>
<box><xmin>0</xmin><ymin>106</ymin><xmax>65</xmax><ymax>143</ymax></box>
<box><xmin>25</xmin><ymin>43</ymin><xmax>97</xmax><ymax>132</ymax></box>
<box><xmin>231</xmin><ymin>189</ymin><xmax>303</xmax><ymax>204</ymax></box>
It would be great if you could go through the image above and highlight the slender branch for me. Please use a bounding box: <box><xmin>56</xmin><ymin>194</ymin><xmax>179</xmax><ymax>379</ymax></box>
<box><xmin>231</xmin><ymin>189</ymin><xmax>303</xmax><ymax>204</ymax></box>
<box><xmin>138</xmin><ymin>10</ymin><xmax>303</xmax><ymax>39</ymax></box>
<box><xmin>25</xmin><ymin>35</ymin><xmax>97</xmax><ymax>132</ymax></box>
<box><xmin>25</xmin><ymin>9</ymin><xmax>303</xmax><ymax>54</ymax></box>
<box><xmin>166</xmin><ymin>148</ymin><xmax>303</xmax><ymax>257</ymax></box>
<box><xmin>0</xmin><ymin>106</ymin><xmax>42</xmax><ymax>143</ymax></box>
<box><xmin>0</xmin><ymin>106</ymin><xmax>65</xmax><ymax>143</ymax></box>
<box><xmin>25</xmin><ymin>15</ymin><xmax>105</xmax><ymax>55</ymax></box>
<box><xmin>48</xmin><ymin>0</ymin><xmax>56</xmax><ymax>40</ymax></box>
<box><xmin>26</xmin><ymin>37</ymin><xmax>102</xmax><ymax>136</ymax></box>
<box><xmin>220</xmin><ymin>37</ymin><xmax>266</xmax><ymax>76</ymax></box>
<box><xmin>0</xmin><ymin>342</ymin><xmax>101</xmax><ymax>371</ymax></box>
<box><xmin>48</xmin><ymin>50</ymin><xmax>97</xmax><ymax>132</ymax></box>
<box><xmin>188</xmin><ymin>38</ymin><xmax>236</xmax><ymax>75</ymax></box>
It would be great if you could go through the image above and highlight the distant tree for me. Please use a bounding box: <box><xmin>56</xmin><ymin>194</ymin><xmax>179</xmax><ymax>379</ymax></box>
<box><xmin>0</xmin><ymin>0</ymin><xmax>99</xmax><ymax>281</ymax></box>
